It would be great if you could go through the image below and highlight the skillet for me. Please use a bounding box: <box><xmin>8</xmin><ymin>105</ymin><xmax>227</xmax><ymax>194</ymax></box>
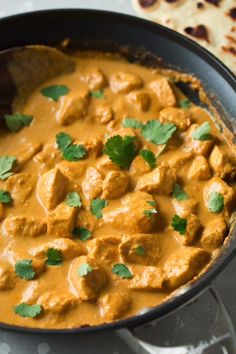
<box><xmin>0</xmin><ymin>8</ymin><xmax>236</xmax><ymax>352</ymax></box>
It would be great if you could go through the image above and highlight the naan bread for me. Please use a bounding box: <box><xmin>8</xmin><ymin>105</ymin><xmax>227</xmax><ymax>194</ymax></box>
<box><xmin>132</xmin><ymin>0</ymin><xmax>236</xmax><ymax>73</ymax></box>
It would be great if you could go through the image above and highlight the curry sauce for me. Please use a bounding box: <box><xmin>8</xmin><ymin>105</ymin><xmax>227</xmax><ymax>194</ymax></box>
<box><xmin>0</xmin><ymin>52</ymin><xmax>235</xmax><ymax>329</ymax></box>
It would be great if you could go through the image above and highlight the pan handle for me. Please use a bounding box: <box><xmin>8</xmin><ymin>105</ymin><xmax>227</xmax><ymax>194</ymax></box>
<box><xmin>117</xmin><ymin>285</ymin><xmax>236</xmax><ymax>354</ymax></box>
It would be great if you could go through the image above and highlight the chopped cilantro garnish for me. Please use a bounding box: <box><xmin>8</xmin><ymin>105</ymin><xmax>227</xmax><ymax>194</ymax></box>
<box><xmin>63</xmin><ymin>144</ymin><xmax>87</xmax><ymax>161</ymax></box>
<box><xmin>14</xmin><ymin>303</ymin><xmax>42</xmax><ymax>318</ymax></box>
<box><xmin>56</xmin><ymin>132</ymin><xmax>72</xmax><ymax>151</ymax></box>
<box><xmin>172</xmin><ymin>183</ymin><xmax>189</xmax><ymax>201</ymax></box>
<box><xmin>77</xmin><ymin>263</ymin><xmax>93</xmax><ymax>277</ymax></box>
<box><xmin>140</xmin><ymin>149</ymin><xmax>156</xmax><ymax>168</ymax></box>
<box><xmin>65</xmin><ymin>192</ymin><xmax>82</xmax><ymax>208</ymax></box>
<box><xmin>112</xmin><ymin>263</ymin><xmax>132</xmax><ymax>279</ymax></box>
<box><xmin>179</xmin><ymin>99</ymin><xmax>191</xmax><ymax>109</ymax></box>
<box><xmin>208</xmin><ymin>192</ymin><xmax>224</xmax><ymax>213</ymax></box>
<box><xmin>144</xmin><ymin>208</ymin><xmax>158</xmax><ymax>218</ymax></box>
<box><xmin>171</xmin><ymin>215</ymin><xmax>187</xmax><ymax>235</ymax></box>
<box><xmin>4</xmin><ymin>114</ymin><xmax>33</xmax><ymax>132</ymax></box>
<box><xmin>0</xmin><ymin>156</ymin><xmax>16</xmax><ymax>180</ymax></box>
<box><xmin>46</xmin><ymin>248</ymin><xmax>63</xmax><ymax>266</ymax></box>
<box><xmin>73</xmin><ymin>227</ymin><xmax>92</xmax><ymax>242</ymax></box>
<box><xmin>90</xmin><ymin>90</ymin><xmax>105</xmax><ymax>99</ymax></box>
<box><xmin>141</xmin><ymin>120</ymin><xmax>176</xmax><ymax>145</ymax></box>
<box><xmin>0</xmin><ymin>190</ymin><xmax>13</xmax><ymax>204</ymax></box>
<box><xmin>41</xmin><ymin>85</ymin><xmax>69</xmax><ymax>102</ymax></box>
<box><xmin>135</xmin><ymin>246</ymin><xmax>145</xmax><ymax>256</ymax></box>
<box><xmin>192</xmin><ymin>122</ymin><xmax>212</xmax><ymax>141</ymax></box>
<box><xmin>90</xmin><ymin>198</ymin><xmax>108</xmax><ymax>219</ymax></box>
<box><xmin>103</xmin><ymin>135</ymin><xmax>137</xmax><ymax>169</ymax></box>
<box><xmin>147</xmin><ymin>200</ymin><xmax>157</xmax><ymax>207</ymax></box>
<box><xmin>15</xmin><ymin>260</ymin><xmax>35</xmax><ymax>280</ymax></box>
<box><xmin>122</xmin><ymin>118</ymin><xmax>143</xmax><ymax>129</ymax></box>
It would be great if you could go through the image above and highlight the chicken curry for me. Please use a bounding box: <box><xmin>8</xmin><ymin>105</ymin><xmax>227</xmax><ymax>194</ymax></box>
<box><xmin>0</xmin><ymin>52</ymin><xmax>235</xmax><ymax>329</ymax></box>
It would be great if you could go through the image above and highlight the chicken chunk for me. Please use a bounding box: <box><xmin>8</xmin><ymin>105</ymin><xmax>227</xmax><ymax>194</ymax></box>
<box><xmin>38</xmin><ymin>292</ymin><xmax>75</xmax><ymax>314</ymax></box>
<box><xmin>96</xmin><ymin>155</ymin><xmax>120</xmax><ymax>174</ymax></box>
<box><xmin>57</xmin><ymin>160</ymin><xmax>87</xmax><ymax>184</ymax></box>
<box><xmin>110</xmin><ymin>71</ymin><xmax>143</xmax><ymax>94</ymax></box>
<box><xmin>188</xmin><ymin>156</ymin><xmax>211</xmax><ymax>180</ymax></box>
<box><xmin>99</xmin><ymin>291</ymin><xmax>131</xmax><ymax>320</ymax></box>
<box><xmin>47</xmin><ymin>203</ymin><xmax>77</xmax><ymax>238</ymax></box>
<box><xmin>37</xmin><ymin>168</ymin><xmax>68</xmax><ymax>210</ymax></box>
<box><xmin>34</xmin><ymin>141</ymin><xmax>62</xmax><ymax>171</ymax></box>
<box><xmin>2</xmin><ymin>216</ymin><xmax>47</xmax><ymax>238</ymax></box>
<box><xmin>102</xmin><ymin>171</ymin><xmax>129</xmax><ymax>199</ymax></box>
<box><xmin>79</xmin><ymin>137</ymin><xmax>103</xmax><ymax>158</ymax></box>
<box><xmin>119</xmin><ymin>234</ymin><xmax>161</xmax><ymax>266</ymax></box>
<box><xmin>200</xmin><ymin>217</ymin><xmax>227</xmax><ymax>250</ymax></box>
<box><xmin>172</xmin><ymin>198</ymin><xmax>198</xmax><ymax>217</ymax></box>
<box><xmin>183</xmin><ymin>124</ymin><xmax>214</xmax><ymax>156</ymax></box>
<box><xmin>209</xmin><ymin>145</ymin><xmax>236</xmax><ymax>179</ymax></box>
<box><xmin>94</xmin><ymin>103</ymin><xmax>113</xmax><ymax>124</ymax></box>
<box><xmin>127</xmin><ymin>91</ymin><xmax>151</xmax><ymax>111</ymax></box>
<box><xmin>129</xmin><ymin>265</ymin><xmax>164</xmax><ymax>290</ymax></box>
<box><xmin>130</xmin><ymin>155</ymin><xmax>151</xmax><ymax>177</ymax></box>
<box><xmin>159</xmin><ymin>107</ymin><xmax>191</xmax><ymax>131</ymax></box>
<box><xmin>163</xmin><ymin>247</ymin><xmax>210</xmax><ymax>289</ymax></box>
<box><xmin>69</xmin><ymin>256</ymin><xmax>107</xmax><ymax>300</ymax></box>
<box><xmin>5</xmin><ymin>172</ymin><xmax>35</xmax><ymax>204</ymax></box>
<box><xmin>0</xmin><ymin>204</ymin><xmax>4</xmax><ymax>220</ymax></box>
<box><xmin>29</xmin><ymin>238</ymin><xmax>85</xmax><ymax>260</ymax></box>
<box><xmin>0</xmin><ymin>261</ymin><xmax>15</xmax><ymax>290</ymax></box>
<box><xmin>82</xmin><ymin>167</ymin><xmax>103</xmax><ymax>201</ymax></box>
<box><xmin>204</xmin><ymin>177</ymin><xmax>235</xmax><ymax>211</ymax></box>
<box><xmin>76</xmin><ymin>210</ymin><xmax>99</xmax><ymax>232</ymax></box>
<box><xmin>135</xmin><ymin>163</ymin><xmax>176</xmax><ymax>195</ymax></box>
<box><xmin>103</xmin><ymin>192</ymin><xmax>156</xmax><ymax>233</ymax></box>
<box><xmin>167</xmin><ymin>150</ymin><xmax>193</xmax><ymax>169</ymax></box>
<box><xmin>81</xmin><ymin>67</ymin><xmax>107</xmax><ymax>91</ymax></box>
<box><xmin>108</xmin><ymin>127</ymin><xmax>137</xmax><ymax>140</ymax></box>
<box><xmin>149</xmin><ymin>78</ymin><xmax>176</xmax><ymax>109</ymax></box>
<box><xmin>87</xmin><ymin>236</ymin><xmax>120</xmax><ymax>264</ymax></box>
<box><xmin>174</xmin><ymin>213</ymin><xmax>201</xmax><ymax>245</ymax></box>
<box><xmin>55</xmin><ymin>90</ymin><xmax>89</xmax><ymax>126</ymax></box>
<box><xmin>11</xmin><ymin>140</ymin><xmax>42</xmax><ymax>168</ymax></box>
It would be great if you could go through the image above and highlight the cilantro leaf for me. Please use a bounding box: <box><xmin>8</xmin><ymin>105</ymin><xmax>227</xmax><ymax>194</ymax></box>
<box><xmin>122</xmin><ymin>118</ymin><xmax>143</xmax><ymax>129</ymax></box>
<box><xmin>135</xmin><ymin>246</ymin><xmax>145</xmax><ymax>256</ymax></box>
<box><xmin>73</xmin><ymin>227</ymin><xmax>91</xmax><ymax>242</ymax></box>
<box><xmin>141</xmin><ymin>120</ymin><xmax>176</xmax><ymax>145</ymax></box>
<box><xmin>192</xmin><ymin>122</ymin><xmax>212</xmax><ymax>141</ymax></box>
<box><xmin>0</xmin><ymin>190</ymin><xmax>13</xmax><ymax>204</ymax></box>
<box><xmin>90</xmin><ymin>198</ymin><xmax>108</xmax><ymax>219</ymax></box>
<box><xmin>171</xmin><ymin>215</ymin><xmax>187</xmax><ymax>235</ymax></box>
<box><xmin>41</xmin><ymin>85</ymin><xmax>69</xmax><ymax>102</ymax></box>
<box><xmin>140</xmin><ymin>149</ymin><xmax>157</xmax><ymax>168</ymax></box>
<box><xmin>179</xmin><ymin>99</ymin><xmax>191</xmax><ymax>109</ymax></box>
<box><xmin>65</xmin><ymin>192</ymin><xmax>82</xmax><ymax>208</ymax></box>
<box><xmin>147</xmin><ymin>200</ymin><xmax>157</xmax><ymax>207</ymax></box>
<box><xmin>46</xmin><ymin>248</ymin><xmax>63</xmax><ymax>266</ymax></box>
<box><xmin>172</xmin><ymin>183</ymin><xmax>189</xmax><ymax>201</ymax></box>
<box><xmin>56</xmin><ymin>132</ymin><xmax>72</xmax><ymax>151</ymax></box>
<box><xmin>208</xmin><ymin>192</ymin><xmax>224</xmax><ymax>213</ymax></box>
<box><xmin>4</xmin><ymin>114</ymin><xmax>33</xmax><ymax>132</ymax></box>
<box><xmin>0</xmin><ymin>156</ymin><xmax>16</xmax><ymax>180</ymax></box>
<box><xmin>63</xmin><ymin>144</ymin><xmax>87</xmax><ymax>161</ymax></box>
<box><xmin>77</xmin><ymin>263</ymin><xmax>93</xmax><ymax>277</ymax></box>
<box><xmin>112</xmin><ymin>263</ymin><xmax>132</xmax><ymax>279</ymax></box>
<box><xmin>14</xmin><ymin>303</ymin><xmax>42</xmax><ymax>318</ymax></box>
<box><xmin>144</xmin><ymin>208</ymin><xmax>158</xmax><ymax>218</ymax></box>
<box><xmin>15</xmin><ymin>259</ymin><xmax>35</xmax><ymax>280</ymax></box>
<box><xmin>90</xmin><ymin>90</ymin><xmax>105</xmax><ymax>99</ymax></box>
<box><xmin>103</xmin><ymin>135</ymin><xmax>137</xmax><ymax>169</ymax></box>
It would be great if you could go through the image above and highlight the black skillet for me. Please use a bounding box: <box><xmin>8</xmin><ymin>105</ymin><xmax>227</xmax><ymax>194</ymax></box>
<box><xmin>0</xmin><ymin>9</ymin><xmax>236</xmax><ymax>353</ymax></box>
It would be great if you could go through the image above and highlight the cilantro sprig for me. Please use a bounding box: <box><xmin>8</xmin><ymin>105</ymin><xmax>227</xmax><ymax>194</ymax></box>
<box><xmin>0</xmin><ymin>156</ymin><xmax>16</xmax><ymax>180</ymax></box>
<box><xmin>135</xmin><ymin>246</ymin><xmax>145</xmax><ymax>256</ymax></box>
<box><xmin>144</xmin><ymin>208</ymin><xmax>158</xmax><ymax>218</ymax></box>
<box><xmin>179</xmin><ymin>99</ymin><xmax>191</xmax><ymax>109</ymax></box>
<box><xmin>90</xmin><ymin>90</ymin><xmax>105</xmax><ymax>99</ymax></box>
<box><xmin>41</xmin><ymin>85</ymin><xmax>69</xmax><ymax>102</ymax></box>
<box><xmin>112</xmin><ymin>263</ymin><xmax>132</xmax><ymax>279</ymax></box>
<box><xmin>90</xmin><ymin>198</ymin><xmax>108</xmax><ymax>219</ymax></box>
<box><xmin>14</xmin><ymin>303</ymin><xmax>42</xmax><ymax>318</ymax></box>
<box><xmin>78</xmin><ymin>263</ymin><xmax>93</xmax><ymax>277</ymax></box>
<box><xmin>56</xmin><ymin>132</ymin><xmax>72</xmax><ymax>151</ymax></box>
<box><xmin>141</xmin><ymin>120</ymin><xmax>177</xmax><ymax>145</ymax></box>
<box><xmin>208</xmin><ymin>192</ymin><xmax>224</xmax><ymax>213</ymax></box>
<box><xmin>65</xmin><ymin>192</ymin><xmax>82</xmax><ymax>208</ymax></box>
<box><xmin>73</xmin><ymin>227</ymin><xmax>92</xmax><ymax>242</ymax></box>
<box><xmin>0</xmin><ymin>190</ymin><xmax>13</xmax><ymax>204</ymax></box>
<box><xmin>15</xmin><ymin>260</ymin><xmax>35</xmax><ymax>280</ymax></box>
<box><xmin>172</xmin><ymin>183</ymin><xmax>189</xmax><ymax>201</ymax></box>
<box><xmin>103</xmin><ymin>135</ymin><xmax>137</xmax><ymax>169</ymax></box>
<box><xmin>4</xmin><ymin>114</ymin><xmax>33</xmax><ymax>132</ymax></box>
<box><xmin>171</xmin><ymin>215</ymin><xmax>187</xmax><ymax>235</ymax></box>
<box><xmin>140</xmin><ymin>149</ymin><xmax>157</xmax><ymax>169</ymax></box>
<box><xmin>192</xmin><ymin>122</ymin><xmax>212</xmax><ymax>141</ymax></box>
<box><xmin>122</xmin><ymin>118</ymin><xmax>143</xmax><ymax>129</ymax></box>
<box><xmin>46</xmin><ymin>248</ymin><xmax>63</xmax><ymax>266</ymax></box>
<box><xmin>56</xmin><ymin>132</ymin><xmax>87</xmax><ymax>162</ymax></box>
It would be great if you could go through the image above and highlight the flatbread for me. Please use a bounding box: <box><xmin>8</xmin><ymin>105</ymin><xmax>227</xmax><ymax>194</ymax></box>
<box><xmin>132</xmin><ymin>0</ymin><xmax>236</xmax><ymax>73</ymax></box>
